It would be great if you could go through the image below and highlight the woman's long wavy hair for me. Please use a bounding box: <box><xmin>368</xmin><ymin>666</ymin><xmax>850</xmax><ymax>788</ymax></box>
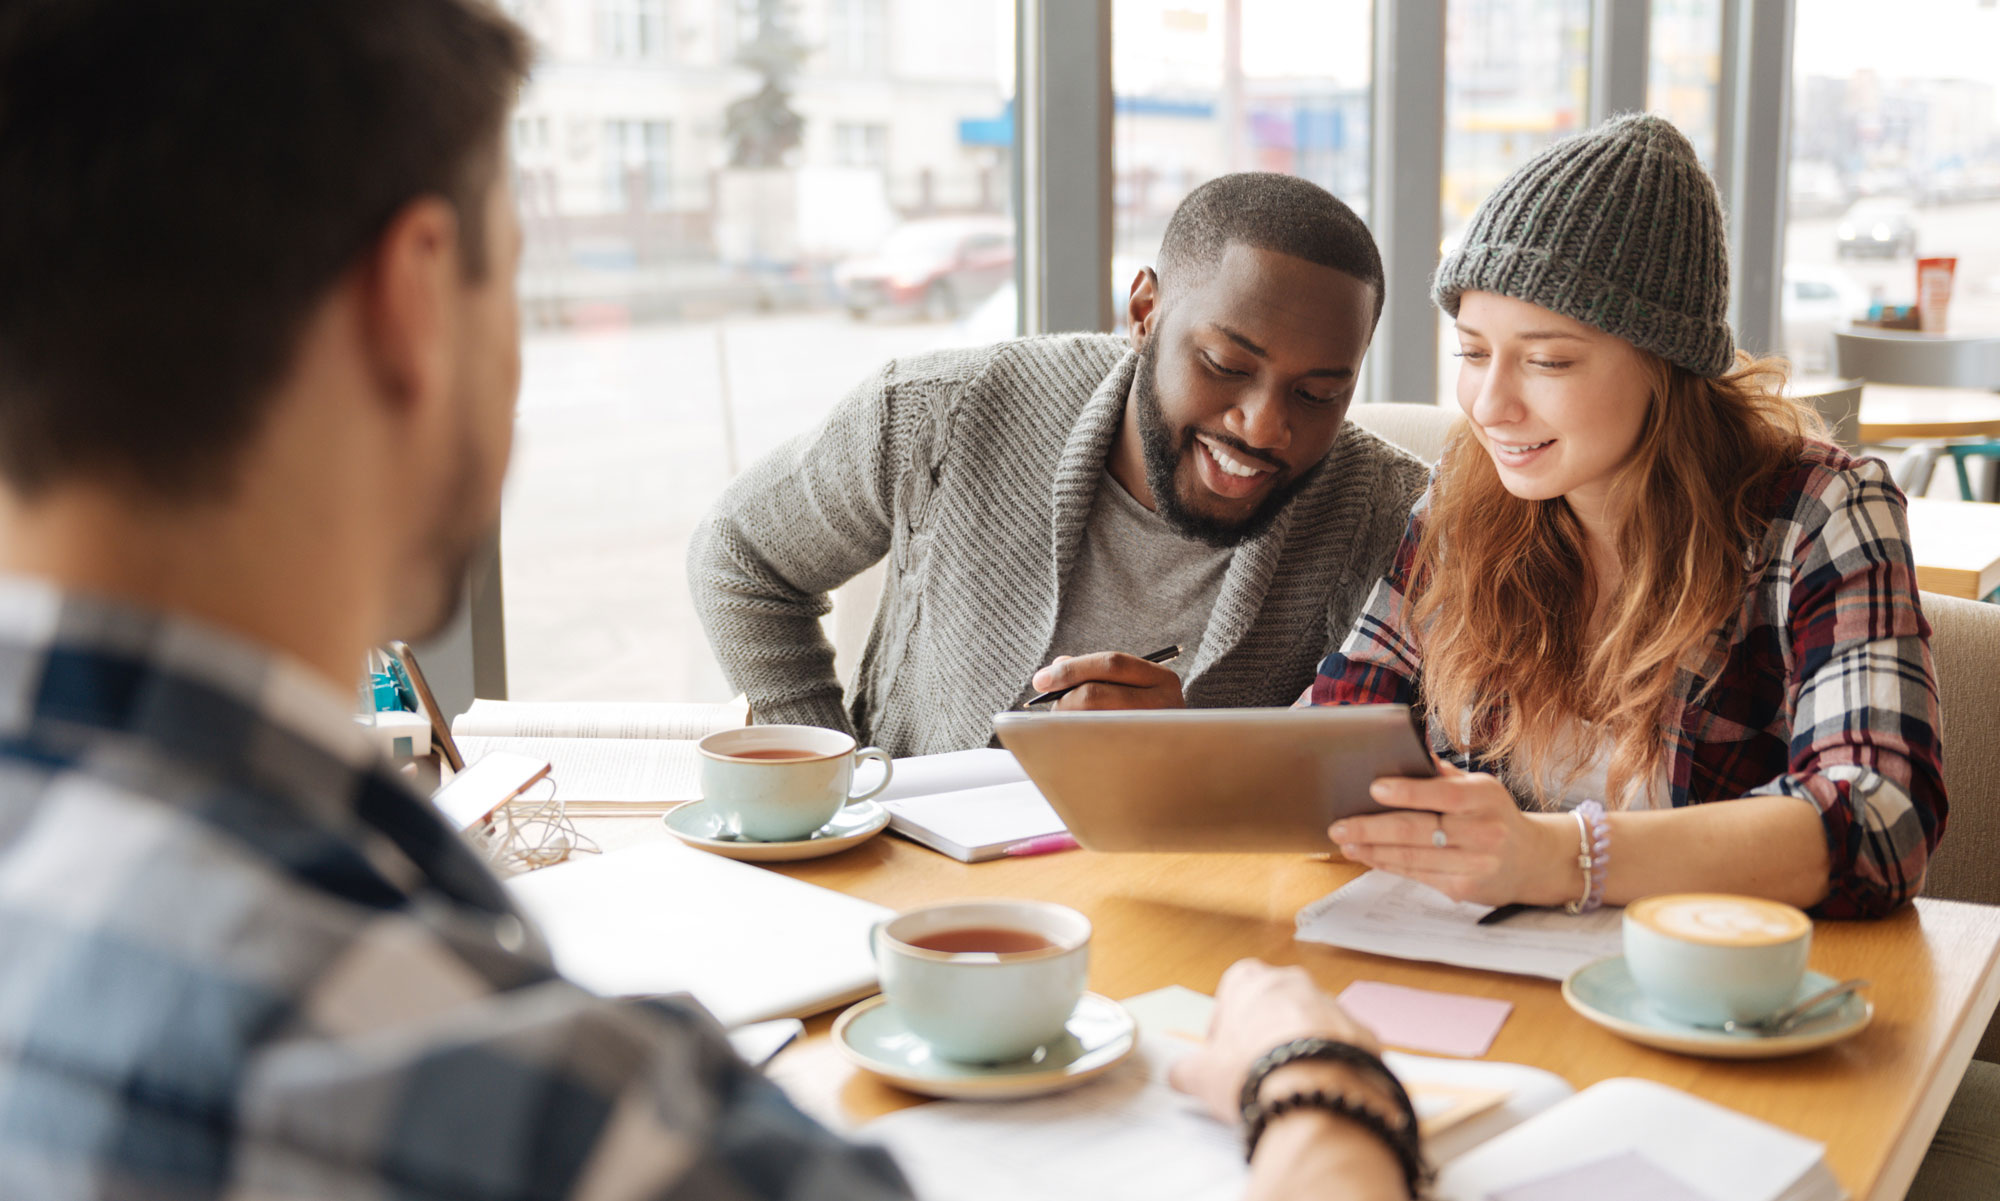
<box><xmin>1410</xmin><ymin>351</ymin><xmax>1818</xmax><ymax>809</ymax></box>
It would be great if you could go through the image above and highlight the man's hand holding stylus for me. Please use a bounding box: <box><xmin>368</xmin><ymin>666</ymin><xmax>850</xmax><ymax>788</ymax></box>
<box><xmin>1028</xmin><ymin>651</ymin><xmax>1186</xmax><ymax>711</ymax></box>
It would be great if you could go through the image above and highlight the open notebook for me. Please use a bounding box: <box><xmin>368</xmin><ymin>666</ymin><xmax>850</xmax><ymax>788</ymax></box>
<box><xmin>505</xmin><ymin>840</ymin><xmax>888</xmax><ymax>1027</ymax></box>
<box><xmin>451</xmin><ymin>698</ymin><xmax>749</xmax><ymax>815</ymax></box>
<box><xmin>875</xmin><ymin>749</ymin><xmax>1067</xmax><ymax>862</ymax></box>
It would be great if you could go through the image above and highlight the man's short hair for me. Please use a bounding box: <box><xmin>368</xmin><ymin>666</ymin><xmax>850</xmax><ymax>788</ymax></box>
<box><xmin>0</xmin><ymin>0</ymin><xmax>530</xmax><ymax>499</ymax></box>
<box><xmin>1156</xmin><ymin>173</ymin><xmax>1385</xmax><ymax>326</ymax></box>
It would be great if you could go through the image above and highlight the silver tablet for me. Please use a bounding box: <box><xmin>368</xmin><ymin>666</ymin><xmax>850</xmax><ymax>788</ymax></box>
<box><xmin>991</xmin><ymin>705</ymin><xmax>1436</xmax><ymax>853</ymax></box>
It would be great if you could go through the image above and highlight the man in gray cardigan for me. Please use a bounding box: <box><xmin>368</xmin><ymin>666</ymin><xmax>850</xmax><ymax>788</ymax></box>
<box><xmin>690</xmin><ymin>174</ymin><xmax>1428</xmax><ymax>757</ymax></box>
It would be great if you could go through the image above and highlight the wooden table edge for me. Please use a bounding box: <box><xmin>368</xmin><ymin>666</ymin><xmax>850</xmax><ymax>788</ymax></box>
<box><xmin>1868</xmin><ymin>919</ymin><xmax>2000</xmax><ymax>1201</ymax></box>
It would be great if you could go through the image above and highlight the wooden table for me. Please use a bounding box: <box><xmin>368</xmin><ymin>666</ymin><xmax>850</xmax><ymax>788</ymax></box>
<box><xmin>1860</xmin><ymin>385</ymin><xmax>2000</xmax><ymax>443</ymax></box>
<box><xmin>1789</xmin><ymin>376</ymin><xmax>2000</xmax><ymax>443</ymax></box>
<box><xmin>584</xmin><ymin>818</ymin><xmax>2000</xmax><ymax>1201</ymax></box>
<box><xmin>1907</xmin><ymin>496</ymin><xmax>2000</xmax><ymax>600</ymax></box>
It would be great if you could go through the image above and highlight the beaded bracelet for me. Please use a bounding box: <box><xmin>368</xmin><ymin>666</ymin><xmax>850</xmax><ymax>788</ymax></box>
<box><xmin>1238</xmin><ymin>1038</ymin><xmax>1427</xmax><ymax>1197</ymax></box>
<box><xmin>1244</xmin><ymin>1089</ymin><xmax>1425</xmax><ymax>1199</ymax></box>
<box><xmin>1565</xmin><ymin>798</ymin><xmax>1610</xmax><ymax>915</ymax></box>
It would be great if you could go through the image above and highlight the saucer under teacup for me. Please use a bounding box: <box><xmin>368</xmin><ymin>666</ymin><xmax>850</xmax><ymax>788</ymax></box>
<box><xmin>662</xmin><ymin>799</ymin><xmax>890</xmax><ymax>862</ymax></box>
<box><xmin>833</xmin><ymin>991</ymin><xmax>1138</xmax><ymax>1099</ymax></box>
<box><xmin>1563</xmin><ymin>957</ymin><xmax>1871</xmax><ymax>1059</ymax></box>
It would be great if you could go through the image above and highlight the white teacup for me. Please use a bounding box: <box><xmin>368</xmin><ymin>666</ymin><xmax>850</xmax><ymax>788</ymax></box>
<box><xmin>1623</xmin><ymin>893</ymin><xmax>1813</xmax><ymax>1028</ymax></box>
<box><xmin>697</xmin><ymin>725</ymin><xmax>892</xmax><ymax>842</ymax></box>
<box><xmin>873</xmin><ymin>899</ymin><xmax>1091</xmax><ymax>1063</ymax></box>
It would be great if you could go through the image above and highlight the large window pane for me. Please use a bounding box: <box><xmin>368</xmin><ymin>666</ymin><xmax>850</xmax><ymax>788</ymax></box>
<box><xmin>1648</xmin><ymin>0</ymin><xmax>1722</xmax><ymax>169</ymax></box>
<box><xmin>1112</xmin><ymin>0</ymin><xmax>1373</xmax><ymax>332</ymax></box>
<box><xmin>1436</xmin><ymin>0</ymin><xmax>1592</xmax><ymax>402</ymax></box>
<box><xmin>1783</xmin><ymin>0</ymin><xmax>2000</xmax><ymax>374</ymax></box>
<box><xmin>501</xmin><ymin>0</ymin><xmax>1017</xmax><ymax>701</ymax></box>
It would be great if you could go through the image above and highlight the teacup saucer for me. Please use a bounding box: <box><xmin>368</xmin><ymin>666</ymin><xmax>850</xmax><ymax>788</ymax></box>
<box><xmin>661</xmin><ymin>799</ymin><xmax>890</xmax><ymax>862</ymax></box>
<box><xmin>832</xmin><ymin>992</ymin><xmax>1138</xmax><ymax>1099</ymax></box>
<box><xmin>1563</xmin><ymin>957</ymin><xmax>1871</xmax><ymax>1059</ymax></box>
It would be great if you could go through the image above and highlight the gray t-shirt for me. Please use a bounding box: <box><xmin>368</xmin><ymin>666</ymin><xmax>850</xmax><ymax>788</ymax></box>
<box><xmin>1019</xmin><ymin>471</ymin><xmax>1235</xmax><ymax>705</ymax></box>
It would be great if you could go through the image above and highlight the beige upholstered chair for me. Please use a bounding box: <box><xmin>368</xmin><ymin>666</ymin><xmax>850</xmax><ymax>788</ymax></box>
<box><xmin>1917</xmin><ymin>591</ymin><xmax>2000</xmax><ymax>1064</ymax></box>
<box><xmin>1347</xmin><ymin>400</ymin><xmax>1458</xmax><ymax>467</ymax></box>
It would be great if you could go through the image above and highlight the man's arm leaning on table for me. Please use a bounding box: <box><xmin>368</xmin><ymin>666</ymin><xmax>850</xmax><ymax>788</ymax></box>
<box><xmin>231</xmin><ymin>982</ymin><xmax>912</xmax><ymax>1200</ymax></box>
<box><xmin>687</xmin><ymin>360</ymin><xmax>917</xmax><ymax>736</ymax></box>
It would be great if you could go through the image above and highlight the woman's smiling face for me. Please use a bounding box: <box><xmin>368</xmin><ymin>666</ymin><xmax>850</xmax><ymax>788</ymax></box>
<box><xmin>1452</xmin><ymin>291</ymin><xmax>1656</xmax><ymax>526</ymax></box>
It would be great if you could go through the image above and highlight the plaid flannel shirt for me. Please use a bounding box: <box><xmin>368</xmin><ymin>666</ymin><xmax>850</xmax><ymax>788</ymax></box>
<box><xmin>1307</xmin><ymin>444</ymin><xmax>1947</xmax><ymax>919</ymax></box>
<box><xmin>0</xmin><ymin>579</ymin><xmax>910</xmax><ymax>1200</ymax></box>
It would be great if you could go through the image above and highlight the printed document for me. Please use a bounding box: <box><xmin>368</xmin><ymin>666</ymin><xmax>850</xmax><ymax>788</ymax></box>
<box><xmin>1295</xmin><ymin>871</ymin><xmax>1624</xmax><ymax>981</ymax></box>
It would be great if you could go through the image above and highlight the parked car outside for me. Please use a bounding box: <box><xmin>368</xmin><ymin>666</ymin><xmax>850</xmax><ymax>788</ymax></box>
<box><xmin>1835</xmin><ymin>199</ymin><xmax>1919</xmax><ymax>260</ymax></box>
<box><xmin>834</xmin><ymin>217</ymin><xmax>1015</xmax><ymax>321</ymax></box>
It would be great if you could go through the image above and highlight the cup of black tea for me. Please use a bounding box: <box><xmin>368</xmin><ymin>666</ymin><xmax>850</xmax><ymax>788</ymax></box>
<box><xmin>872</xmin><ymin>899</ymin><xmax>1091</xmax><ymax>1062</ymax></box>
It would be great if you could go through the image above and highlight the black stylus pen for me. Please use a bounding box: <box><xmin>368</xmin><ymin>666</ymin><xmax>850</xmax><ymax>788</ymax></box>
<box><xmin>1477</xmin><ymin>903</ymin><xmax>1534</xmax><ymax>926</ymax></box>
<box><xmin>1021</xmin><ymin>644</ymin><xmax>1182</xmax><ymax>707</ymax></box>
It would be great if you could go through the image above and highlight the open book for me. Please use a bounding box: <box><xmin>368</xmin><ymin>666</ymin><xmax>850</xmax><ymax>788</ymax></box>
<box><xmin>450</xmin><ymin>698</ymin><xmax>749</xmax><ymax>815</ymax></box>
<box><xmin>876</xmin><ymin>749</ymin><xmax>1067</xmax><ymax>862</ymax></box>
<box><xmin>858</xmin><ymin>987</ymin><xmax>1842</xmax><ymax>1201</ymax></box>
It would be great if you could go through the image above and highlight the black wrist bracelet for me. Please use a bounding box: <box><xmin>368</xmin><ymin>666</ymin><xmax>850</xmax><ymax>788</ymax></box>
<box><xmin>1238</xmin><ymin>1038</ymin><xmax>1427</xmax><ymax>1197</ymax></box>
<box><xmin>1244</xmin><ymin>1088</ymin><xmax>1425</xmax><ymax>1199</ymax></box>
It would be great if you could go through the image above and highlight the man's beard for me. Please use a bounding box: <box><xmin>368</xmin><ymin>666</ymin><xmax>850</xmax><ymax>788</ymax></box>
<box><xmin>1132</xmin><ymin>337</ymin><xmax>1320</xmax><ymax>549</ymax></box>
<box><xmin>398</xmin><ymin>416</ymin><xmax>500</xmax><ymax>644</ymax></box>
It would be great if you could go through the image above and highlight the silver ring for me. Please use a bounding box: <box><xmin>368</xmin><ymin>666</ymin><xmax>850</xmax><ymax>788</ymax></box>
<box><xmin>1431</xmin><ymin>816</ymin><xmax>1448</xmax><ymax>849</ymax></box>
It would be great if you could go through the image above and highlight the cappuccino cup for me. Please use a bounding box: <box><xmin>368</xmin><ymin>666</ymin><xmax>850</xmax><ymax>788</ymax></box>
<box><xmin>1623</xmin><ymin>893</ymin><xmax>1812</xmax><ymax>1028</ymax></box>
<box><xmin>873</xmin><ymin>899</ymin><xmax>1091</xmax><ymax>1063</ymax></box>
<box><xmin>697</xmin><ymin>725</ymin><xmax>891</xmax><ymax>841</ymax></box>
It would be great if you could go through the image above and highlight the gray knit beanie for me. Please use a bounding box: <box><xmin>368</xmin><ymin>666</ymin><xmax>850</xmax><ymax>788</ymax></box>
<box><xmin>1432</xmin><ymin>113</ymin><xmax>1735</xmax><ymax>378</ymax></box>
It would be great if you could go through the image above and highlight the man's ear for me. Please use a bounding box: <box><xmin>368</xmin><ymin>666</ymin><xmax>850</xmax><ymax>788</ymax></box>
<box><xmin>1126</xmin><ymin>266</ymin><xmax>1161</xmax><ymax>349</ymax></box>
<box><xmin>355</xmin><ymin>196</ymin><xmax>463</xmax><ymax>417</ymax></box>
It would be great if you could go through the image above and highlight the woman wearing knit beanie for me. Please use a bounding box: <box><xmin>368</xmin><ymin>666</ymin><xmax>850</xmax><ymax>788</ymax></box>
<box><xmin>1310</xmin><ymin>114</ymin><xmax>1944</xmax><ymax>920</ymax></box>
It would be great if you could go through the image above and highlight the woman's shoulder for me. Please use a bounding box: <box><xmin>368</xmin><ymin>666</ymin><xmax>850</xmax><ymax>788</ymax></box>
<box><xmin>1754</xmin><ymin>440</ymin><xmax>1911</xmax><ymax>564</ymax></box>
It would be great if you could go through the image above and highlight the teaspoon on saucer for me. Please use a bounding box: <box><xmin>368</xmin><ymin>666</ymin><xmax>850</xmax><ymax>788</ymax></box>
<box><xmin>1721</xmin><ymin>978</ymin><xmax>1870</xmax><ymax>1036</ymax></box>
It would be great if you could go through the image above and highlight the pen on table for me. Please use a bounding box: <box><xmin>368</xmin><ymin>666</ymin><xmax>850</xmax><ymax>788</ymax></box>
<box><xmin>1477</xmin><ymin>903</ymin><xmax>1534</xmax><ymax>926</ymax></box>
<box><xmin>1021</xmin><ymin>644</ymin><xmax>1182</xmax><ymax>707</ymax></box>
<box><xmin>1002</xmin><ymin>833</ymin><xmax>1081</xmax><ymax>858</ymax></box>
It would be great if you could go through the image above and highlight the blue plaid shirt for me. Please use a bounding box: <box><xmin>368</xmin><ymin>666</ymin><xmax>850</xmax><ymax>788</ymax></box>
<box><xmin>0</xmin><ymin>580</ymin><xmax>910</xmax><ymax>1200</ymax></box>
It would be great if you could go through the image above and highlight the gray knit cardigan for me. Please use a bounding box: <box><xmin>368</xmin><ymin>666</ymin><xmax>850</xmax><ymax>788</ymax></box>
<box><xmin>687</xmin><ymin>333</ymin><xmax>1429</xmax><ymax>758</ymax></box>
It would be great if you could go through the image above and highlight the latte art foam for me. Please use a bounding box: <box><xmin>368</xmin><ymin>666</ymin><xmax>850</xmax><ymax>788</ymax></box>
<box><xmin>1628</xmin><ymin>894</ymin><xmax>1810</xmax><ymax>947</ymax></box>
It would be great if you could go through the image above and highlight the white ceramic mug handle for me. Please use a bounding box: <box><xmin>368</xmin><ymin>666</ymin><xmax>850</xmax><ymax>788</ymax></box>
<box><xmin>848</xmin><ymin>747</ymin><xmax>893</xmax><ymax>803</ymax></box>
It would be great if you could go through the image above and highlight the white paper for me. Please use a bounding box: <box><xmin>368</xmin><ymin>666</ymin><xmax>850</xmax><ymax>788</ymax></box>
<box><xmin>1294</xmin><ymin>871</ymin><xmax>1625</xmax><ymax>981</ymax></box>
<box><xmin>455</xmin><ymin>735</ymin><xmax>701</xmax><ymax>806</ymax></box>
<box><xmin>1433</xmin><ymin>1077</ymin><xmax>1838</xmax><ymax>1201</ymax></box>
<box><xmin>506</xmin><ymin>841</ymin><xmax>888</xmax><ymax>1026</ymax></box>
<box><xmin>883</xmin><ymin>780</ymin><xmax>1066</xmax><ymax>859</ymax></box>
<box><xmin>860</xmin><ymin>1041</ymin><xmax>1247</xmax><ymax>1201</ymax></box>
<box><xmin>453</xmin><ymin>698</ymin><xmax>746</xmax><ymax>741</ymax></box>
<box><xmin>874</xmin><ymin>748</ymin><xmax>1030</xmax><ymax>802</ymax></box>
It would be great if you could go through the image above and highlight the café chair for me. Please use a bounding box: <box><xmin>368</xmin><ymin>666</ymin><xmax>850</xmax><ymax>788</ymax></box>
<box><xmin>1835</xmin><ymin>330</ymin><xmax>2000</xmax><ymax>501</ymax></box>
<box><xmin>1917</xmin><ymin>590</ymin><xmax>2000</xmax><ymax>1064</ymax></box>
<box><xmin>1348</xmin><ymin>400</ymin><xmax>1457</xmax><ymax>466</ymax></box>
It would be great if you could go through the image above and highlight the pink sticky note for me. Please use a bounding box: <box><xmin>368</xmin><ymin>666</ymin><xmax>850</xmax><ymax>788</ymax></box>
<box><xmin>1335</xmin><ymin>980</ymin><xmax>1513</xmax><ymax>1058</ymax></box>
<box><xmin>1487</xmin><ymin>1150</ymin><xmax>1715</xmax><ymax>1201</ymax></box>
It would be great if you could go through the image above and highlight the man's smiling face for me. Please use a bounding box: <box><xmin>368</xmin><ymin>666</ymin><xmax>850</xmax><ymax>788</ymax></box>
<box><xmin>1126</xmin><ymin>241</ymin><xmax>1377</xmax><ymax>547</ymax></box>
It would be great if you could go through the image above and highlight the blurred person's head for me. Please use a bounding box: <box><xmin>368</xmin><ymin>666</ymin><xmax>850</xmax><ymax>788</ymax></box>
<box><xmin>0</xmin><ymin>0</ymin><xmax>529</xmax><ymax>676</ymax></box>
<box><xmin>1120</xmin><ymin>173</ymin><xmax>1382</xmax><ymax>547</ymax></box>
<box><xmin>1417</xmin><ymin>113</ymin><xmax>1818</xmax><ymax>809</ymax></box>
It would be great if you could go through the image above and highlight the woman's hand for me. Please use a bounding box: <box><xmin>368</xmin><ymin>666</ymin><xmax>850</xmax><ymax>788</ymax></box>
<box><xmin>1328</xmin><ymin>761</ymin><xmax>1578</xmax><ymax>907</ymax></box>
<box><xmin>1168</xmin><ymin>959</ymin><xmax>1383</xmax><ymax>1124</ymax></box>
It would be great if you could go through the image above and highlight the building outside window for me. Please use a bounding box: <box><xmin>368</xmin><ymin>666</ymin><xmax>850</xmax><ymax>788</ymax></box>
<box><xmin>834</xmin><ymin>121</ymin><xmax>889</xmax><ymax>168</ymax></box>
<box><xmin>1112</xmin><ymin>0</ymin><xmax>1374</xmax><ymax>336</ymax></box>
<box><xmin>1435</xmin><ymin>0</ymin><xmax>1592</xmax><ymax>402</ymax></box>
<box><xmin>828</xmin><ymin>0</ymin><xmax>888</xmax><ymax>73</ymax></box>
<box><xmin>1647</xmin><ymin>0</ymin><xmax>1722</xmax><ymax>168</ymax></box>
<box><xmin>600</xmin><ymin>0</ymin><xmax>671</xmax><ymax>60</ymax></box>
